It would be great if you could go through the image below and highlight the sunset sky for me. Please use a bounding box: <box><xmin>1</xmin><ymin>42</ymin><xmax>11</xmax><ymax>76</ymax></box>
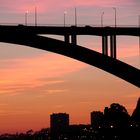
<box><xmin>0</xmin><ymin>0</ymin><xmax>140</xmax><ymax>133</ymax></box>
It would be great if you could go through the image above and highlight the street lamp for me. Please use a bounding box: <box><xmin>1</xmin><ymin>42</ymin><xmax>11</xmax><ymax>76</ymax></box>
<box><xmin>25</xmin><ymin>10</ymin><xmax>28</xmax><ymax>26</ymax></box>
<box><xmin>64</xmin><ymin>11</ymin><xmax>67</xmax><ymax>27</ymax></box>
<box><xmin>113</xmin><ymin>7</ymin><xmax>116</xmax><ymax>27</ymax></box>
<box><xmin>75</xmin><ymin>7</ymin><xmax>77</xmax><ymax>26</ymax></box>
<box><xmin>139</xmin><ymin>15</ymin><xmax>140</xmax><ymax>27</ymax></box>
<box><xmin>101</xmin><ymin>12</ymin><xmax>104</xmax><ymax>27</ymax></box>
<box><xmin>35</xmin><ymin>7</ymin><xmax>37</xmax><ymax>26</ymax></box>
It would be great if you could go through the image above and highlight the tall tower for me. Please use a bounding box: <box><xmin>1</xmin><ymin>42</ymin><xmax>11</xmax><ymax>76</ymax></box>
<box><xmin>50</xmin><ymin>113</ymin><xmax>69</xmax><ymax>139</ymax></box>
<box><xmin>91</xmin><ymin>111</ymin><xmax>104</xmax><ymax>128</ymax></box>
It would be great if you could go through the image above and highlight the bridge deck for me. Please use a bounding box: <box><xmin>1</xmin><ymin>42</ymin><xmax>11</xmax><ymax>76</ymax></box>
<box><xmin>0</xmin><ymin>25</ymin><xmax>140</xmax><ymax>36</ymax></box>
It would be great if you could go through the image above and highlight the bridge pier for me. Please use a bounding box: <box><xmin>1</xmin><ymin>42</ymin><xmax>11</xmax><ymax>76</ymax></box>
<box><xmin>64</xmin><ymin>34</ymin><xmax>77</xmax><ymax>45</ymax></box>
<box><xmin>102</xmin><ymin>36</ymin><xmax>108</xmax><ymax>56</ymax></box>
<box><xmin>64</xmin><ymin>35</ymin><xmax>70</xmax><ymax>43</ymax></box>
<box><xmin>71</xmin><ymin>34</ymin><xmax>77</xmax><ymax>45</ymax></box>
<box><xmin>102</xmin><ymin>35</ymin><xmax>117</xmax><ymax>59</ymax></box>
<box><xmin>110</xmin><ymin>35</ymin><xmax>116</xmax><ymax>59</ymax></box>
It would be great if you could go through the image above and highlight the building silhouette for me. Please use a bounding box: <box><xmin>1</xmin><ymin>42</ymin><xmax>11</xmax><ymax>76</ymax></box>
<box><xmin>104</xmin><ymin>103</ymin><xmax>130</xmax><ymax>128</ymax></box>
<box><xmin>91</xmin><ymin>111</ymin><xmax>104</xmax><ymax>128</ymax></box>
<box><xmin>0</xmin><ymin>98</ymin><xmax>140</xmax><ymax>140</ymax></box>
<box><xmin>50</xmin><ymin>113</ymin><xmax>69</xmax><ymax>139</ymax></box>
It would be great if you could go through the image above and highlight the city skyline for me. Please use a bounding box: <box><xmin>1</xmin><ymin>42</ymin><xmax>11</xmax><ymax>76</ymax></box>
<box><xmin>0</xmin><ymin>0</ymin><xmax>139</xmax><ymax>133</ymax></box>
<box><xmin>0</xmin><ymin>97</ymin><xmax>139</xmax><ymax>135</ymax></box>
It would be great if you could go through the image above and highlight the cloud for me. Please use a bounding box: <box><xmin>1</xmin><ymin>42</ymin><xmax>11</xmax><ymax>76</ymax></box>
<box><xmin>47</xmin><ymin>89</ymin><xmax>66</xmax><ymax>94</ymax></box>
<box><xmin>75</xmin><ymin>0</ymin><xmax>138</xmax><ymax>7</ymax></box>
<box><xmin>0</xmin><ymin>110</ymin><xmax>32</xmax><ymax>116</ymax></box>
<box><xmin>0</xmin><ymin>82</ymin><xmax>30</xmax><ymax>95</ymax></box>
<box><xmin>0</xmin><ymin>0</ymin><xmax>138</xmax><ymax>13</ymax></box>
<box><xmin>0</xmin><ymin>0</ymin><xmax>69</xmax><ymax>13</ymax></box>
<box><xmin>0</xmin><ymin>53</ymin><xmax>86</xmax><ymax>95</ymax></box>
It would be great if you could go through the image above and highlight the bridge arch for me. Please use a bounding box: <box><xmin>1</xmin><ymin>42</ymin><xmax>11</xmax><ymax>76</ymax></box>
<box><xmin>0</xmin><ymin>33</ymin><xmax>139</xmax><ymax>87</ymax></box>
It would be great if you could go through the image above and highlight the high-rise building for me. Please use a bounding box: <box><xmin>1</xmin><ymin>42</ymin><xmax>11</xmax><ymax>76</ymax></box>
<box><xmin>91</xmin><ymin>111</ymin><xmax>104</xmax><ymax>128</ymax></box>
<box><xmin>50</xmin><ymin>113</ymin><xmax>69</xmax><ymax>139</ymax></box>
<box><xmin>50</xmin><ymin>113</ymin><xmax>69</xmax><ymax>130</ymax></box>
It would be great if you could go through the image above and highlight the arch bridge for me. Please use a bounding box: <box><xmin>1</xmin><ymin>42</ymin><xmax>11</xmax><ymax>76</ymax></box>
<box><xmin>0</xmin><ymin>25</ymin><xmax>139</xmax><ymax>87</ymax></box>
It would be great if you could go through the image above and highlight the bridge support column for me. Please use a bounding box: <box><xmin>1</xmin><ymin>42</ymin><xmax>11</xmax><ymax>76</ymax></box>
<box><xmin>110</xmin><ymin>35</ymin><xmax>116</xmax><ymax>59</ymax></box>
<box><xmin>102</xmin><ymin>36</ymin><xmax>108</xmax><ymax>56</ymax></box>
<box><xmin>64</xmin><ymin>35</ymin><xmax>70</xmax><ymax>43</ymax></box>
<box><xmin>71</xmin><ymin>34</ymin><xmax>77</xmax><ymax>45</ymax></box>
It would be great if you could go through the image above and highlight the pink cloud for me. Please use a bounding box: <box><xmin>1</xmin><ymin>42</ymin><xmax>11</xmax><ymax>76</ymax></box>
<box><xmin>0</xmin><ymin>0</ymin><xmax>74</xmax><ymax>13</ymax></box>
<box><xmin>0</xmin><ymin>0</ymin><xmax>136</xmax><ymax>13</ymax></box>
<box><xmin>73</xmin><ymin>0</ymin><xmax>135</xmax><ymax>7</ymax></box>
<box><xmin>0</xmin><ymin>53</ymin><xmax>86</xmax><ymax>95</ymax></box>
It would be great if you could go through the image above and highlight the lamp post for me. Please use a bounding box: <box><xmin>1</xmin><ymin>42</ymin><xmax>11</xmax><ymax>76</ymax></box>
<box><xmin>101</xmin><ymin>12</ymin><xmax>104</xmax><ymax>27</ymax></box>
<box><xmin>112</xmin><ymin>8</ymin><xmax>117</xmax><ymax>59</ymax></box>
<box><xmin>64</xmin><ymin>11</ymin><xmax>67</xmax><ymax>27</ymax></box>
<box><xmin>113</xmin><ymin>7</ymin><xmax>116</xmax><ymax>27</ymax></box>
<box><xmin>25</xmin><ymin>11</ymin><xmax>28</xmax><ymax>26</ymax></box>
<box><xmin>139</xmin><ymin>15</ymin><xmax>140</xmax><ymax>28</ymax></box>
<box><xmin>35</xmin><ymin>7</ymin><xmax>37</xmax><ymax>26</ymax></box>
<box><xmin>75</xmin><ymin>7</ymin><xmax>77</xmax><ymax>26</ymax></box>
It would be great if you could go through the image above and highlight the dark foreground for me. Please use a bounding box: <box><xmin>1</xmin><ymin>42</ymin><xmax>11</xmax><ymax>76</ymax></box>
<box><xmin>0</xmin><ymin>98</ymin><xmax>140</xmax><ymax>140</ymax></box>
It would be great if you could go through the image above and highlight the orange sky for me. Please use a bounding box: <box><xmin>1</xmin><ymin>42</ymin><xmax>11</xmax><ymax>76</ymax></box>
<box><xmin>0</xmin><ymin>0</ymin><xmax>140</xmax><ymax>133</ymax></box>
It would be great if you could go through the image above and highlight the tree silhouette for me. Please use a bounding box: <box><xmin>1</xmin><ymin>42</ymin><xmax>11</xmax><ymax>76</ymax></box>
<box><xmin>131</xmin><ymin>98</ymin><xmax>140</xmax><ymax>127</ymax></box>
<box><xmin>104</xmin><ymin>103</ymin><xmax>130</xmax><ymax>128</ymax></box>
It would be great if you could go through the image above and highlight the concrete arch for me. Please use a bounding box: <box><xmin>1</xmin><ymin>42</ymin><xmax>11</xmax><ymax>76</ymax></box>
<box><xmin>0</xmin><ymin>32</ymin><xmax>139</xmax><ymax>87</ymax></box>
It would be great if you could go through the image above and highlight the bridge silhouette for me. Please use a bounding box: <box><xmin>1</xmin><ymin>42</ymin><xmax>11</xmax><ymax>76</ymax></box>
<box><xmin>0</xmin><ymin>25</ymin><xmax>139</xmax><ymax>87</ymax></box>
